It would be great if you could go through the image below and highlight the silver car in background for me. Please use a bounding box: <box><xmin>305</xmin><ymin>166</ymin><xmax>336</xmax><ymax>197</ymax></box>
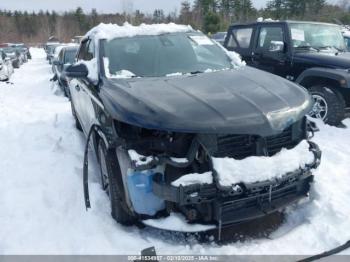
<box><xmin>0</xmin><ymin>50</ymin><xmax>14</xmax><ymax>81</ymax></box>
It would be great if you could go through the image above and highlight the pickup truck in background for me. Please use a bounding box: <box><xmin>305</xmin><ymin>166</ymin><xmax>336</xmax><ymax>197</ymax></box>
<box><xmin>224</xmin><ymin>20</ymin><xmax>350</xmax><ymax>126</ymax></box>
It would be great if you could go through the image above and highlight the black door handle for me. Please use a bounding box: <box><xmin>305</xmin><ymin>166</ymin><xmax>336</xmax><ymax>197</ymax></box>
<box><xmin>75</xmin><ymin>85</ymin><xmax>80</xmax><ymax>91</ymax></box>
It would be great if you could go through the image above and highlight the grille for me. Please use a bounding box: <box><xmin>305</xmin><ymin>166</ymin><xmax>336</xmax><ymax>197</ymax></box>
<box><xmin>213</xmin><ymin>120</ymin><xmax>305</xmax><ymax>160</ymax></box>
<box><xmin>265</xmin><ymin>125</ymin><xmax>300</xmax><ymax>156</ymax></box>
<box><xmin>215</xmin><ymin>134</ymin><xmax>257</xmax><ymax>159</ymax></box>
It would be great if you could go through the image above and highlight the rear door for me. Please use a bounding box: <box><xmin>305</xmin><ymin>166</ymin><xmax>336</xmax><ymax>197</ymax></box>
<box><xmin>225</xmin><ymin>25</ymin><xmax>255</xmax><ymax>64</ymax></box>
<box><xmin>251</xmin><ymin>23</ymin><xmax>289</xmax><ymax>77</ymax></box>
<box><xmin>56</xmin><ymin>49</ymin><xmax>65</xmax><ymax>76</ymax></box>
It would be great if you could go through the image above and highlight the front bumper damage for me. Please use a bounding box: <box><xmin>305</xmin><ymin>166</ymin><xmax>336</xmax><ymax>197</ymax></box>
<box><xmin>129</xmin><ymin>141</ymin><xmax>321</xmax><ymax>231</ymax></box>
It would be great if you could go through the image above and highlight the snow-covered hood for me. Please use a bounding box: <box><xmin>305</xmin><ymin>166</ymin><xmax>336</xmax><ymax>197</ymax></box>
<box><xmin>100</xmin><ymin>67</ymin><xmax>312</xmax><ymax>136</ymax></box>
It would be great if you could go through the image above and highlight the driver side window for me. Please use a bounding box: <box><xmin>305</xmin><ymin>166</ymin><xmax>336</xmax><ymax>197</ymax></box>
<box><xmin>346</xmin><ymin>37</ymin><xmax>350</xmax><ymax>51</ymax></box>
<box><xmin>257</xmin><ymin>26</ymin><xmax>284</xmax><ymax>52</ymax></box>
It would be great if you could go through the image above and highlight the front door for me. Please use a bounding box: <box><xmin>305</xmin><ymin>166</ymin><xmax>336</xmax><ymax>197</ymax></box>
<box><xmin>251</xmin><ymin>24</ymin><xmax>289</xmax><ymax>77</ymax></box>
<box><xmin>75</xmin><ymin>39</ymin><xmax>100</xmax><ymax>134</ymax></box>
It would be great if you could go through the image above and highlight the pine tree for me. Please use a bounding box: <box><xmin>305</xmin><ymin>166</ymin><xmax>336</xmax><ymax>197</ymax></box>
<box><xmin>179</xmin><ymin>1</ymin><xmax>192</xmax><ymax>25</ymax></box>
<box><xmin>153</xmin><ymin>9</ymin><xmax>165</xmax><ymax>23</ymax></box>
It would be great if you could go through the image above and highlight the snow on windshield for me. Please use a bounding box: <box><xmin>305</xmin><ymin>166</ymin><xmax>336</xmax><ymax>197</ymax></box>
<box><xmin>84</xmin><ymin>22</ymin><xmax>245</xmax><ymax>80</ymax></box>
<box><xmin>103</xmin><ymin>57</ymin><xmax>136</xmax><ymax>79</ymax></box>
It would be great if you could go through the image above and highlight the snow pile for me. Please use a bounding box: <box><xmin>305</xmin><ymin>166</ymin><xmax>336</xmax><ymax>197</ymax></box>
<box><xmin>257</xmin><ymin>17</ymin><xmax>278</xmax><ymax>22</ymax></box>
<box><xmin>166</xmin><ymin>72</ymin><xmax>186</xmax><ymax>77</ymax></box>
<box><xmin>170</xmin><ymin>157</ymin><xmax>189</xmax><ymax>164</ymax></box>
<box><xmin>86</xmin><ymin>22</ymin><xmax>193</xmax><ymax>41</ymax></box>
<box><xmin>128</xmin><ymin>150</ymin><xmax>154</xmax><ymax>166</ymax></box>
<box><xmin>342</xmin><ymin>26</ymin><xmax>350</xmax><ymax>37</ymax></box>
<box><xmin>143</xmin><ymin>213</ymin><xmax>215</xmax><ymax>232</ymax></box>
<box><xmin>225</xmin><ymin>50</ymin><xmax>246</xmax><ymax>67</ymax></box>
<box><xmin>78</xmin><ymin>58</ymin><xmax>98</xmax><ymax>81</ymax></box>
<box><xmin>171</xmin><ymin>172</ymin><xmax>213</xmax><ymax>187</ymax></box>
<box><xmin>215</xmin><ymin>41</ymin><xmax>246</xmax><ymax>67</ymax></box>
<box><xmin>213</xmin><ymin>140</ymin><xmax>314</xmax><ymax>186</ymax></box>
<box><xmin>103</xmin><ymin>57</ymin><xmax>136</xmax><ymax>79</ymax></box>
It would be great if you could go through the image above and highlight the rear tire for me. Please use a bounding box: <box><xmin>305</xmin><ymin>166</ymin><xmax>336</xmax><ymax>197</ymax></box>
<box><xmin>98</xmin><ymin>140</ymin><xmax>136</xmax><ymax>225</ymax></box>
<box><xmin>309</xmin><ymin>86</ymin><xmax>345</xmax><ymax>126</ymax></box>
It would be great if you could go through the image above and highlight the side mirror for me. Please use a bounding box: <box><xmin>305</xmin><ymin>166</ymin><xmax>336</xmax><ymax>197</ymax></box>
<box><xmin>65</xmin><ymin>63</ymin><xmax>88</xmax><ymax>78</ymax></box>
<box><xmin>269</xmin><ymin>41</ymin><xmax>286</xmax><ymax>53</ymax></box>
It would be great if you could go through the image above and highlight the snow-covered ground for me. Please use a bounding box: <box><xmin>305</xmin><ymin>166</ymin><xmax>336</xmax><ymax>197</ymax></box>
<box><xmin>0</xmin><ymin>48</ymin><xmax>350</xmax><ymax>255</ymax></box>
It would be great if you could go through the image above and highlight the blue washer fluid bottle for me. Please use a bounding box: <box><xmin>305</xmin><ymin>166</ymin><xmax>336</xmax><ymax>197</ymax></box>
<box><xmin>126</xmin><ymin>169</ymin><xmax>165</xmax><ymax>216</ymax></box>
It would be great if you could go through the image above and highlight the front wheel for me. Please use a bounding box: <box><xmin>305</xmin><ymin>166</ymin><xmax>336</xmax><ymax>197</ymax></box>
<box><xmin>98</xmin><ymin>140</ymin><xmax>136</xmax><ymax>225</ymax></box>
<box><xmin>309</xmin><ymin>86</ymin><xmax>345</xmax><ymax>126</ymax></box>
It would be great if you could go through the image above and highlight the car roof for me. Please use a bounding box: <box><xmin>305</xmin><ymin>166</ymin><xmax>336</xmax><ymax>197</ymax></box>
<box><xmin>63</xmin><ymin>46</ymin><xmax>79</xmax><ymax>51</ymax></box>
<box><xmin>230</xmin><ymin>20</ymin><xmax>340</xmax><ymax>28</ymax></box>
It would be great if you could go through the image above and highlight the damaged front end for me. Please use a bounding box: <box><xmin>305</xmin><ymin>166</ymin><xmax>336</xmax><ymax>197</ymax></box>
<box><xmin>113</xmin><ymin>117</ymin><xmax>321</xmax><ymax>232</ymax></box>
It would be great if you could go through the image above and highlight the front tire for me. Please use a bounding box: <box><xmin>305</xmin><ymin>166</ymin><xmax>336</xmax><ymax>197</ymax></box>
<box><xmin>98</xmin><ymin>140</ymin><xmax>136</xmax><ymax>225</ymax></box>
<box><xmin>309</xmin><ymin>86</ymin><xmax>345</xmax><ymax>126</ymax></box>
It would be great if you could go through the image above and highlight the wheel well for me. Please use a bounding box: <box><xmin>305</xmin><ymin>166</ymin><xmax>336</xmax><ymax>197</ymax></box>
<box><xmin>300</xmin><ymin>76</ymin><xmax>341</xmax><ymax>90</ymax></box>
<box><xmin>92</xmin><ymin>130</ymin><xmax>102</xmax><ymax>162</ymax></box>
<box><xmin>93</xmin><ymin>128</ymin><xmax>116</xmax><ymax>162</ymax></box>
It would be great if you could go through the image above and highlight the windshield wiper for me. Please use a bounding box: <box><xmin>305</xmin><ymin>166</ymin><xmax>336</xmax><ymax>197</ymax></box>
<box><xmin>317</xmin><ymin>46</ymin><xmax>344</xmax><ymax>52</ymax></box>
<box><xmin>190</xmin><ymin>70</ymin><xmax>204</xmax><ymax>75</ymax></box>
<box><xmin>295</xmin><ymin>46</ymin><xmax>319</xmax><ymax>51</ymax></box>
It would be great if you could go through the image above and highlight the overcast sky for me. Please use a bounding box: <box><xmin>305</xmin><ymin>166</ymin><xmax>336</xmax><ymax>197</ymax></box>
<box><xmin>0</xmin><ymin>0</ymin><xmax>285</xmax><ymax>14</ymax></box>
<box><xmin>0</xmin><ymin>0</ymin><xmax>338</xmax><ymax>14</ymax></box>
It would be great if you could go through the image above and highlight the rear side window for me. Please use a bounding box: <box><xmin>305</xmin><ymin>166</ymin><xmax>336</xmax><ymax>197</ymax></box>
<box><xmin>257</xmin><ymin>26</ymin><xmax>284</xmax><ymax>51</ymax></box>
<box><xmin>228</xmin><ymin>28</ymin><xmax>253</xmax><ymax>48</ymax></box>
<box><xmin>346</xmin><ymin>37</ymin><xmax>350</xmax><ymax>50</ymax></box>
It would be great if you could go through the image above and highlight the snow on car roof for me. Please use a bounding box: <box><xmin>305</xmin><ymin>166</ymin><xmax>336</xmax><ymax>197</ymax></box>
<box><xmin>85</xmin><ymin>22</ymin><xmax>194</xmax><ymax>41</ymax></box>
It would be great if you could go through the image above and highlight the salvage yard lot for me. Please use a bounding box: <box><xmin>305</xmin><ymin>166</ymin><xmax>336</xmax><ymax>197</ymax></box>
<box><xmin>0</xmin><ymin>48</ymin><xmax>350</xmax><ymax>255</ymax></box>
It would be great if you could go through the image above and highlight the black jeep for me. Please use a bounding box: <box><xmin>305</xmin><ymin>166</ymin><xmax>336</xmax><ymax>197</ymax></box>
<box><xmin>225</xmin><ymin>21</ymin><xmax>350</xmax><ymax>126</ymax></box>
<box><xmin>66</xmin><ymin>24</ymin><xmax>321</xmax><ymax>233</ymax></box>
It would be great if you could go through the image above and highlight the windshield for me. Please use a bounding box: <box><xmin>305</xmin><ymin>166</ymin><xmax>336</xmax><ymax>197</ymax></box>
<box><xmin>47</xmin><ymin>45</ymin><xmax>59</xmax><ymax>54</ymax></box>
<box><xmin>3</xmin><ymin>47</ymin><xmax>15</xmax><ymax>54</ymax></box>
<box><xmin>212</xmin><ymin>32</ymin><xmax>226</xmax><ymax>39</ymax></box>
<box><xmin>64</xmin><ymin>49</ymin><xmax>77</xmax><ymax>64</ymax></box>
<box><xmin>103</xmin><ymin>32</ymin><xmax>233</xmax><ymax>78</ymax></box>
<box><xmin>289</xmin><ymin>23</ymin><xmax>346</xmax><ymax>51</ymax></box>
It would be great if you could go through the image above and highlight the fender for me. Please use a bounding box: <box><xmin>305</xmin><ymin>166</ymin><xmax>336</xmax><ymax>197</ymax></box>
<box><xmin>296</xmin><ymin>67</ymin><xmax>350</xmax><ymax>89</ymax></box>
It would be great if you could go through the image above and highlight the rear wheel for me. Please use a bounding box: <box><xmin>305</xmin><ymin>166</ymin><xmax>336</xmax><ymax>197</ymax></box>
<box><xmin>98</xmin><ymin>140</ymin><xmax>136</xmax><ymax>225</ymax></box>
<box><xmin>309</xmin><ymin>86</ymin><xmax>345</xmax><ymax>126</ymax></box>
